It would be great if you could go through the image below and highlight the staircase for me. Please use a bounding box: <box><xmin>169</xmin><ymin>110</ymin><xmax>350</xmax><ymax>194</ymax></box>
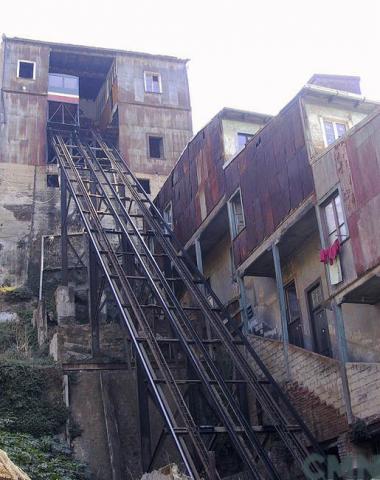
<box><xmin>50</xmin><ymin>129</ymin><xmax>325</xmax><ymax>480</ymax></box>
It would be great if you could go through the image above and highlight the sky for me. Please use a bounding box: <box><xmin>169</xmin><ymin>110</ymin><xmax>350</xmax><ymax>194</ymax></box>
<box><xmin>1</xmin><ymin>0</ymin><xmax>380</xmax><ymax>132</ymax></box>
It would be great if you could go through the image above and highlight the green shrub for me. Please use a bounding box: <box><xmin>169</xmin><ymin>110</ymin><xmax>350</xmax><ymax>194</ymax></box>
<box><xmin>0</xmin><ymin>430</ymin><xmax>90</xmax><ymax>480</ymax></box>
<box><xmin>0</xmin><ymin>363</ymin><xmax>68</xmax><ymax>436</ymax></box>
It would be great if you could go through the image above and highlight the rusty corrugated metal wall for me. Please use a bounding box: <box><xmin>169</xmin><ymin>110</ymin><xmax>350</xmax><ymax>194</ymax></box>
<box><xmin>0</xmin><ymin>40</ymin><xmax>49</xmax><ymax>166</ymax></box>
<box><xmin>335</xmin><ymin>111</ymin><xmax>380</xmax><ymax>276</ymax></box>
<box><xmin>156</xmin><ymin>99</ymin><xmax>314</xmax><ymax>269</ymax></box>
<box><xmin>156</xmin><ymin>114</ymin><xmax>226</xmax><ymax>245</ymax></box>
<box><xmin>225</xmin><ymin>99</ymin><xmax>313</xmax><ymax>267</ymax></box>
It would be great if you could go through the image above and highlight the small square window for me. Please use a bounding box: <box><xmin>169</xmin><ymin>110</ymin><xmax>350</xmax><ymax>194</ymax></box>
<box><xmin>228</xmin><ymin>190</ymin><xmax>245</xmax><ymax>238</ymax></box>
<box><xmin>138</xmin><ymin>178</ymin><xmax>151</xmax><ymax>194</ymax></box>
<box><xmin>237</xmin><ymin>132</ymin><xmax>254</xmax><ymax>152</ymax></box>
<box><xmin>17</xmin><ymin>61</ymin><xmax>35</xmax><ymax>79</ymax></box>
<box><xmin>149</xmin><ymin>136</ymin><xmax>164</xmax><ymax>159</ymax></box>
<box><xmin>322</xmin><ymin>119</ymin><xmax>347</xmax><ymax>146</ymax></box>
<box><xmin>144</xmin><ymin>72</ymin><xmax>162</xmax><ymax>93</ymax></box>
<box><xmin>47</xmin><ymin>174</ymin><xmax>59</xmax><ymax>188</ymax></box>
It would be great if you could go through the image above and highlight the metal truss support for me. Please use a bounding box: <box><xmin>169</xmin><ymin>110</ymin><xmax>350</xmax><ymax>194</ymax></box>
<box><xmin>88</xmin><ymin>240</ymin><xmax>101</xmax><ymax>357</ymax></box>
<box><xmin>137</xmin><ymin>357</ymin><xmax>152</xmax><ymax>472</ymax></box>
<box><xmin>60</xmin><ymin>170</ymin><xmax>69</xmax><ymax>285</ymax></box>
<box><xmin>272</xmin><ymin>242</ymin><xmax>290</xmax><ymax>379</ymax></box>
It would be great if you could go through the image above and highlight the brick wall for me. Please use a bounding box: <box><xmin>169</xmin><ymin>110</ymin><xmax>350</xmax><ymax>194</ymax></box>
<box><xmin>247</xmin><ymin>335</ymin><xmax>346</xmax><ymax>414</ymax></box>
<box><xmin>247</xmin><ymin>335</ymin><xmax>380</xmax><ymax>441</ymax></box>
<box><xmin>347</xmin><ymin>362</ymin><xmax>380</xmax><ymax>421</ymax></box>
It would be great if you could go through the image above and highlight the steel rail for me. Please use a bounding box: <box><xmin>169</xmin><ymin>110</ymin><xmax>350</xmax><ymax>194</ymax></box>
<box><xmin>52</xmin><ymin>135</ymin><xmax>207</xmax><ymax>480</ymax></box>
<box><xmin>93</xmin><ymin>131</ymin><xmax>325</xmax><ymax>473</ymax></box>
<box><xmin>78</xmin><ymin>136</ymin><xmax>280</xmax><ymax>480</ymax></box>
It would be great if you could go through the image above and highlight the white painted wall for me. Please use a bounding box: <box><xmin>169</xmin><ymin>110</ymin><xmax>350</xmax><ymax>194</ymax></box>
<box><xmin>303</xmin><ymin>100</ymin><xmax>368</xmax><ymax>157</ymax></box>
<box><xmin>222</xmin><ymin>118</ymin><xmax>263</xmax><ymax>162</ymax></box>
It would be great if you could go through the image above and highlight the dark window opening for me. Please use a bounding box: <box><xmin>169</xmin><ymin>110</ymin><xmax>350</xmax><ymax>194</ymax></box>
<box><xmin>237</xmin><ymin>132</ymin><xmax>254</xmax><ymax>151</ymax></box>
<box><xmin>145</xmin><ymin>72</ymin><xmax>161</xmax><ymax>93</ymax></box>
<box><xmin>138</xmin><ymin>178</ymin><xmax>151</xmax><ymax>194</ymax></box>
<box><xmin>47</xmin><ymin>174</ymin><xmax>59</xmax><ymax>188</ymax></box>
<box><xmin>149</xmin><ymin>136</ymin><xmax>164</xmax><ymax>159</ymax></box>
<box><xmin>284</xmin><ymin>281</ymin><xmax>304</xmax><ymax>348</ymax></box>
<box><xmin>18</xmin><ymin>61</ymin><xmax>35</xmax><ymax>79</ymax></box>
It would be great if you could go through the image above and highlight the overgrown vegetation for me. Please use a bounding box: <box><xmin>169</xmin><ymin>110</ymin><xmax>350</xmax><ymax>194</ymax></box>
<box><xmin>0</xmin><ymin>431</ymin><xmax>90</xmax><ymax>480</ymax></box>
<box><xmin>0</xmin><ymin>363</ymin><xmax>67</xmax><ymax>436</ymax></box>
<box><xmin>0</xmin><ymin>287</ymin><xmax>90</xmax><ymax>479</ymax></box>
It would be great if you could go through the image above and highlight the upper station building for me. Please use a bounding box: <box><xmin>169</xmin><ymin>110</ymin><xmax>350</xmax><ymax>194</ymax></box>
<box><xmin>0</xmin><ymin>35</ymin><xmax>192</xmax><ymax>285</ymax></box>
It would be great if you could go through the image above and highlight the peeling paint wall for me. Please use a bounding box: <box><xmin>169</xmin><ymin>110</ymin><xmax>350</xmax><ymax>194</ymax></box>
<box><xmin>221</xmin><ymin>118</ymin><xmax>263</xmax><ymax>163</ymax></box>
<box><xmin>303</xmin><ymin>100</ymin><xmax>368</xmax><ymax>157</ymax></box>
<box><xmin>0</xmin><ymin>163</ymin><xmax>60</xmax><ymax>286</ymax></box>
<box><xmin>117</xmin><ymin>54</ymin><xmax>192</xmax><ymax>193</ymax></box>
<box><xmin>203</xmin><ymin>235</ymin><xmax>238</xmax><ymax>305</ymax></box>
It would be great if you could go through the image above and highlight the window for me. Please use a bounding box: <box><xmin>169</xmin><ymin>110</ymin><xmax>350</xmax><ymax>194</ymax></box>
<box><xmin>237</xmin><ymin>132</ymin><xmax>254</xmax><ymax>151</ymax></box>
<box><xmin>144</xmin><ymin>72</ymin><xmax>162</xmax><ymax>93</ymax></box>
<box><xmin>322</xmin><ymin>192</ymin><xmax>348</xmax><ymax>245</ymax></box>
<box><xmin>163</xmin><ymin>202</ymin><xmax>173</xmax><ymax>230</ymax></box>
<box><xmin>322</xmin><ymin>119</ymin><xmax>347</xmax><ymax>146</ymax></box>
<box><xmin>284</xmin><ymin>282</ymin><xmax>304</xmax><ymax>348</ymax></box>
<box><xmin>138</xmin><ymin>178</ymin><xmax>151</xmax><ymax>194</ymax></box>
<box><xmin>149</xmin><ymin>136</ymin><xmax>164</xmax><ymax>159</ymax></box>
<box><xmin>228</xmin><ymin>190</ymin><xmax>245</xmax><ymax>238</ymax></box>
<box><xmin>17</xmin><ymin>60</ymin><xmax>35</xmax><ymax>79</ymax></box>
<box><xmin>47</xmin><ymin>174</ymin><xmax>59</xmax><ymax>188</ymax></box>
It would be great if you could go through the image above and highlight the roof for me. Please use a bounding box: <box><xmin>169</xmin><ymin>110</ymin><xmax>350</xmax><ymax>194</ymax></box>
<box><xmin>2</xmin><ymin>35</ymin><xmax>189</xmax><ymax>63</ymax></box>
<box><xmin>219</xmin><ymin>107</ymin><xmax>273</xmax><ymax>124</ymax></box>
<box><xmin>301</xmin><ymin>83</ymin><xmax>380</xmax><ymax>113</ymax></box>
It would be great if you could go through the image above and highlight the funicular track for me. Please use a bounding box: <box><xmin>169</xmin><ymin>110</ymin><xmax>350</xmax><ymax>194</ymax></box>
<box><xmin>51</xmin><ymin>129</ymin><xmax>325</xmax><ymax>480</ymax></box>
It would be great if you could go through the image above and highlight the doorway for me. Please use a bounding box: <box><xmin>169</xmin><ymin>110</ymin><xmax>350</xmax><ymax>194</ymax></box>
<box><xmin>307</xmin><ymin>282</ymin><xmax>332</xmax><ymax>357</ymax></box>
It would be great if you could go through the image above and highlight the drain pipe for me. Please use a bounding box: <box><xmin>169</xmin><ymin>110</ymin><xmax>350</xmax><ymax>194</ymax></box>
<box><xmin>38</xmin><ymin>235</ymin><xmax>46</xmax><ymax>302</ymax></box>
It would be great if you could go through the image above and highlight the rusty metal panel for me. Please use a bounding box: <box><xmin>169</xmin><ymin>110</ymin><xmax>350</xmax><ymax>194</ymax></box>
<box><xmin>0</xmin><ymin>40</ymin><xmax>50</xmax><ymax>166</ymax></box>
<box><xmin>225</xmin><ymin>100</ymin><xmax>313</xmax><ymax>267</ymax></box>
<box><xmin>156</xmin><ymin>100</ymin><xmax>313</xmax><ymax>268</ymax></box>
<box><xmin>336</xmin><ymin>113</ymin><xmax>380</xmax><ymax>275</ymax></box>
<box><xmin>156</xmin><ymin>114</ymin><xmax>226</xmax><ymax>245</ymax></box>
<box><xmin>0</xmin><ymin>92</ymin><xmax>47</xmax><ymax>166</ymax></box>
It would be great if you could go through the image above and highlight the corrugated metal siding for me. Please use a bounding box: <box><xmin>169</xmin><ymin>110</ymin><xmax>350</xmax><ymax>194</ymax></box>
<box><xmin>156</xmin><ymin>115</ymin><xmax>226</xmax><ymax>245</ymax></box>
<box><xmin>156</xmin><ymin>100</ymin><xmax>315</xmax><ymax>268</ymax></box>
<box><xmin>336</xmin><ymin>112</ymin><xmax>380</xmax><ymax>275</ymax></box>
<box><xmin>0</xmin><ymin>41</ymin><xmax>49</xmax><ymax>166</ymax></box>
<box><xmin>225</xmin><ymin>100</ymin><xmax>313</xmax><ymax>267</ymax></box>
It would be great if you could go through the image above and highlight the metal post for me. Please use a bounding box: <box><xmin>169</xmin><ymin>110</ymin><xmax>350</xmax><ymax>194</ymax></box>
<box><xmin>60</xmin><ymin>171</ymin><xmax>68</xmax><ymax>285</ymax></box>
<box><xmin>238</xmin><ymin>274</ymin><xmax>248</xmax><ymax>334</ymax></box>
<box><xmin>137</xmin><ymin>357</ymin><xmax>152</xmax><ymax>472</ymax></box>
<box><xmin>88</xmin><ymin>240</ymin><xmax>100</xmax><ymax>357</ymax></box>
<box><xmin>195</xmin><ymin>237</ymin><xmax>213</xmax><ymax>356</ymax></box>
<box><xmin>332</xmin><ymin>300</ymin><xmax>353</xmax><ymax>424</ymax></box>
<box><xmin>272</xmin><ymin>242</ymin><xmax>290</xmax><ymax>379</ymax></box>
<box><xmin>208</xmin><ymin>451</ymin><xmax>217</xmax><ymax>480</ymax></box>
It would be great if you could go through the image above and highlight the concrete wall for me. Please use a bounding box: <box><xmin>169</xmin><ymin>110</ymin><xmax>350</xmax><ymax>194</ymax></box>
<box><xmin>203</xmin><ymin>234</ymin><xmax>239</xmax><ymax>304</ymax></box>
<box><xmin>0</xmin><ymin>163</ymin><xmax>60</xmax><ymax>286</ymax></box>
